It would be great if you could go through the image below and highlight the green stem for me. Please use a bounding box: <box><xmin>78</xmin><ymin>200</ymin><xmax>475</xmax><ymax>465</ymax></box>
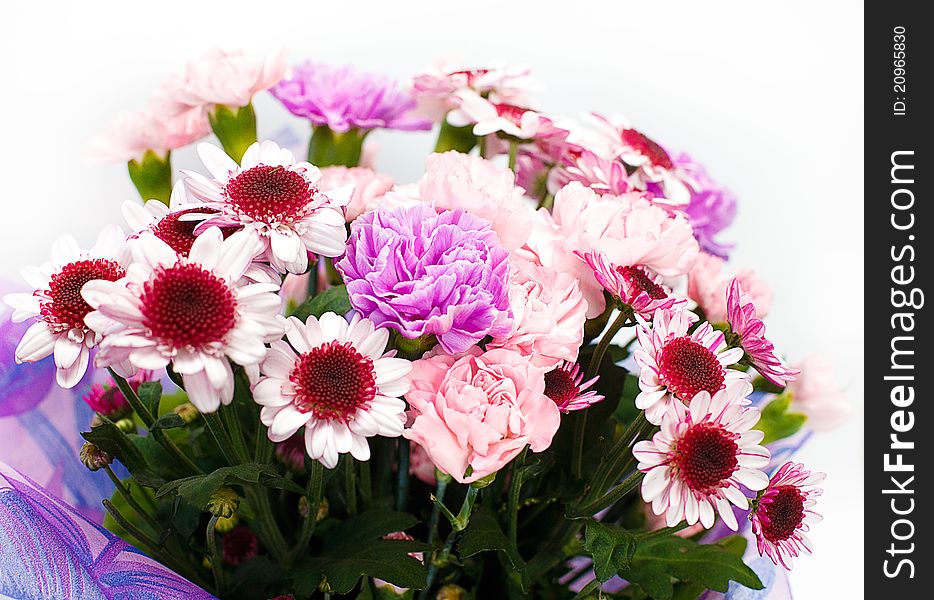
<box><xmin>507</xmin><ymin>140</ymin><xmax>518</xmax><ymax>171</ymax></box>
<box><xmin>102</xmin><ymin>498</ymin><xmax>161</xmax><ymax>551</ymax></box>
<box><xmin>222</xmin><ymin>403</ymin><xmax>250</xmax><ymax>464</ymax></box>
<box><xmin>202</xmin><ymin>411</ymin><xmax>238</xmax><ymax>465</ymax></box>
<box><xmin>206</xmin><ymin>515</ymin><xmax>224</xmax><ymax>594</ymax></box>
<box><xmin>584</xmin><ymin>413</ymin><xmax>652</xmax><ymax>506</ymax></box>
<box><xmin>290</xmin><ymin>461</ymin><xmax>325</xmax><ymax>563</ymax></box>
<box><xmin>636</xmin><ymin>522</ymin><xmax>690</xmax><ymax>542</ymax></box>
<box><xmin>420</xmin><ymin>485</ymin><xmax>480</xmax><ymax>600</ymax></box>
<box><xmin>344</xmin><ymin>457</ymin><xmax>358</xmax><ymax>515</ymax></box>
<box><xmin>571</xmin><ymin>309</ymin><xmax>632</xmax><ymax>478</ymax></box>
<box><xmin>103</xmin><ymin>464</ymin><xmax>162</xmax><ymax>534</ymax></box>
<box><xmin>108</xmin><ymin>369</ymin><xmax>203</xmax><ymax>475</ymax></box>
<box><xmin>247</xmin><ymin>487</ymin><xmax>290</xmax><ymax>561</ymax></box>
<box><xmin>359</xmin><ymin>460</ymin><xmax>372</xmax><ymax>510</ymax></box>
<box><xmin>426</xmin><ymin>477</ymin><xmax>449</xmax><ymax>550</ymax></box>
<box><xmin>569</xmin><ymin>470</ymin><xmax>642</xmax><ymax>518</ymax></box>
<box><xmin>507</xmin><ymin>448</ymin><xmax>529</xmax><ymax>566</ymax></box>
<box><xmin>396</xmin><ymin>438</ymin><xmax>410</xmax><ymax>511</ymax></box>
<box><xmin>254</xmin><ymin>423</ymin><xmax>275</xmax><ymax>463</ymax></box>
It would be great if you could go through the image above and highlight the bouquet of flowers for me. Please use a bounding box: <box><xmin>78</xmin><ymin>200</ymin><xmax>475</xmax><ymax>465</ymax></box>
<box><xmin>1</xmin><ymin>49</ymin><xmax>848</xmax><ymax>600</ymax></box>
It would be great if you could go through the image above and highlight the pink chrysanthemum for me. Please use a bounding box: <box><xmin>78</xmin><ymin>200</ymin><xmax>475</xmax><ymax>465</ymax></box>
<box><xmin>3</xmin><ymin>226</ymin><xmax>128</xmax><ymax>388</ymax></box>
<box><xmin>183</xmin><ymin>140</ymin><xmax>349</xmax><ymax>274</ymax></box>
<box><xmin>726</xmin><ymin>278</ymin><xmax>799</xmax><ymax>387</ymax></box>
<box><xmin>447</xmin><ymin>90</ymin><xmax>545</xmax><ymax>140</ymax></box>
<box><xmin>577</xmin><ymin>251</ymin><xmax>686</xmax><ymax>320</ymax></box>
<box><xmin>412</xmin><ymin>61</ymin><xmax>537</xmax><ymax>122</ymax></box>
<box><xmin>543</xmin><ymin>361</ymin><xmax>603</xmax><ymax>412</ymax></box>
<box><xmin>634</xmin><ymin>385</ymin><xmax>770</xmax><ymax>530</ymax></box>
<box><xmin>82</xmin><ymin>228</ymin><xmax>286</xmax><ymax>413</ymax></box>
<box><xmin>750</xmin><ymin>461</ymin><xmax>825</xmax><ymax>569</ymax></box>
<box><xmin>552</xmin><ymin>149</ymin><xmax>632</xmax><ymax>196</ymax></box>
<box><xmin>83</xmin><ymin>370</ymin><xmax>154</xmax><ymax>417</ymax></box>
<box><xmin>633</xmin><ymin>308</ymin><xmax>748</xmax><ymax>425</ymax></box>
<box><xmin>254</xmin><ymin>312</ymin><xmax>411</xmax><ymax>469</ymax></box>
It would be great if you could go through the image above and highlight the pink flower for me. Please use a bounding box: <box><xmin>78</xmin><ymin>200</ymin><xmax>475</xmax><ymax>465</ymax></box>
<box><xmin>319</xmin><ymin>166</ymin><xmax>394</xmax><ymax>222</ymax></box>
<box><xmin>403</xmin><ymin>347</ymin><xmax>560</xmax><ymax>483</ymax></box>
<box><xmin>726</xmin><ymin>279</ymin><xmax>799</xmax><ymax>387</ymax></box>
<box><xmin>447</xmin><ymin>91</ymin><xmax>544</xmax><ymax>139</ymax></box>
<box><xmin>550</xmin><ymin>182</ymin><xmax>699</xmax><ymax>317</ymax></box>
<box><xmin>634</xmin><ymin>385</ymin><xmax>770</xmax><ymax>530</ymax></box>
<box><xmin>487</xmin><ymin>258</ymin><xmax>587</xmax><ymax>369</ymax></box>
<box><xmin>543</xmin><ymin>361</ymin><xmax>603</xmax><ymax>412</ymax></box>
<box><xmin>578</xmin><ymin>251</ymin><xmax>686</xmax><ymax>320</ymax></box>
<box><xmin>83</xmin><ymin>370</ymin><xmax>155</xmax><ymax>417</ymax></box>
<box><xmin>412</xmin><ymin>61</ymin><xmax>537</xmax><ymax>121</ymax></box>
<box><xmin>633</xmin><ymin>308</ymin><xmax>748</xmax><ymax>425</ymax></box>
<box><xmin>750</xmin><ymin>462</ymin><xmax>825</xmax><ymax>569</ymax></box>
<box><xmin>157</xmin><ymin>48</ymin><xmax>288</xmax><ymax>113</ymax></box>
<box><xmin>87</xmin><ymin>109</ymin><xmax>210</xmax><ymax>164</ymax></box>
<box><xmin>409</xmin><ymin>442</ymin><xmax>438</xmax><ymax>486</ymax></box>
<box><xmin>551</xmin><ymin>149</ymin><xmax>633</xmax><ymax>196</ymax></box>
<box><xmin>416</xmin><ymin>151</ymin><xmax>536</xmax><ymax>250</ymax></box>
<box><xmin>688</xmin><ymin>253</ymin><xmax>772</xmax><ymax>323</ymax></box>
<box><xmin>787</xmin><ymin>355</ymin><xmax>851</xmax><ymax>431</ymax></box>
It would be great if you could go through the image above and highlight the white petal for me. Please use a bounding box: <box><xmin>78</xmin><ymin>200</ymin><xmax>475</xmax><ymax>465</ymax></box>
<box><xmin>270</xmin><ymin>406</ymin><xmax>310</xmax><ymax>440</ymax></box>
<box><xmin>373</xmin><ymin>358</ymin><xmax>412</xmax><ymax>385</ymax></box>
<box><xmin>349</xmin><ymin>434</ymin><xmax>371</xmax><ymax>461</ymax></box>
<box><xmin>14</xmin><ymin>322</ymin><xmax>56</xmax><ymax>362</ymax></box>
<box><xmin>198</xmin><ymin>143</ymin><xmax>239</xmax><ymax>180</ymax></box>
<box><xmin>53</xmin><ymin>337</ymin><xmax>82</xmax><ymax>369</ymax></box>
<box><xmin>56</xmin><ymin>346</ymin><xmax>90</xmax><ymax>388</ymax></box>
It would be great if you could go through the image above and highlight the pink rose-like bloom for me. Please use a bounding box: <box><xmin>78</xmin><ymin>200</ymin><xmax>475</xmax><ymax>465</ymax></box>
<box><xmin>416</xmin><ymin>151</ymin><xmax>536</xmax><ymax>250</ymax></box>
<box><xmin>788</xmin><ymin>354</ymin><xmax>851</xmax><ymax>431</ymax></box>
<box><xmin>488</xmin><ymin>258</ymin><xmax>587</xmax><ymax>369</ymax></box>
<box><xmin>409</xmin><ymin>442</ymin><xmax>438</xmax><ymax>486</ymax></box>
<box><xmin>157</xmin><ymin>48</ymin><xmax>288</xmax><ymax>112</ymax></box>
<box><xmin>550</xmin><ymin>182</ymin><xmax>699</xmax><ymax>317</ymax></box>
<box><xmin>412</xmin><ymin>61</ymin><xmax>537</xmax><ymax>122</ymax></box>
<box><xmin>319</xmin><ymin>166</ymin><xmax>394</xmax><ymax>222</ymax></box>
<box><xmin>87</xmin><ymin>109</ymin><xmax>210</xmax><ymax>164</ymax></box>
<box><xmin>688</xmin><ymin>253</ymin><xmax>772</xmax><ymax>323</ymax></box>
<box><xmin>403</xmin><ymin>347</ymin><xmax>560</xmax><ymax>483</ymax></box>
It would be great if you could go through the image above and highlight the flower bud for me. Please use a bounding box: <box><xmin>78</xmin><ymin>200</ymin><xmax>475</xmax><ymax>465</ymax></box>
<box><xmin>214</xmin><ymin>514</ymin><xmax>239</xmax><ymax>533</ymax></box>
<box><xmin>115</xmin><ymin>417</ymin><xmax>136</xmax><ymax>433</ymax></box>
<box><xmin>79</xmin><ymin>442</ymin><xmax>111</xmax><ymax>471</ymax></box>
<box><xmin>207</xmin><ymin>487</ymin><xmax>240</xmax><ymax>518</ymax></box>
<box><xmin>436</xmin><ymin>584</ymin><xmax>467</xmax><ymax>600</ymax></box>
<box><xmin>174</xmin><ymin>402</ymin><xmax>200</xmax><ymax>424</ymax></box>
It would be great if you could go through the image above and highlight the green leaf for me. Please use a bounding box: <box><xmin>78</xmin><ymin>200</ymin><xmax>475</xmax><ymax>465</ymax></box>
<box><xmin>621</xmin><ymin>535</ymin><xmax>763</xmax><ymax>600</ymax></box>
<box><xmin>583</xmin><ymin>521</ymin><xmax>637</xmax><ymax>582</ymax></box>
<box><xmin>458</xmin><ymin>506</ymin><xmax>510</xmax><ymax>558</ymax></box>
<box><xmin>155</xmin><ymin>463</ymin><xmax>278</xmax><ymax>509</ymax></box>
<box><xmin>151</xmin><ymin>413</ymin><xmax>186</xmax><ymax>430</ymax></box>
<box><xmin>292</xmin><ymin>509</ymin><xmax>428</xmax><ymax>595</ymax></box>
<box><xmin>291</xmin><ymin>284</ymin><xmax>352</xmax><ymax>321</ymax></box>
<box><xmin>755</xmin><ymin>391</ymin><xmax>807</xmax><ymax>445</ymax></box>
<box><xmin>83</xmin><ymin>420</ymin><xmax>162</xmax><ymax>486</ymax></box>
<box><xmin>137</xmin><ymin>381</ymin><xmax>163</xmax><ymax>418</ymax></box>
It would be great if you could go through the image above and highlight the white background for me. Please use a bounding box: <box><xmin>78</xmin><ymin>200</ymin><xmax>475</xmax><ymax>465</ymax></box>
<box><xmin>2</xmin><ymin>1</ymin><xmax>863</xmax><ymax>598</ymax></box>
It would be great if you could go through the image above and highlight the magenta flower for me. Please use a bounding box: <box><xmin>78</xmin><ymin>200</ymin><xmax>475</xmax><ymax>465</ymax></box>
<box><xmin>726</xmin><ymin>278</ymin><xmax>799</xmax><ymax>387</ymax></box>
<box><xmin>673</xmin><ymin>153</ymin><xmax>737</xmax><ymax>258</ymax></box>
<box><xmin>337</xmin><ymin>205</ymin><xmax>512</xmax><ymax>354</ymax></box>
<box><xmin>271</xmin><ymin>62</ymin><xmax>431</xmax><ymax>133</ymax></box>
<box><xmin>543</xmin><ymin>361</ymin><xmax>603</xmax><ymax>412</ymax></box>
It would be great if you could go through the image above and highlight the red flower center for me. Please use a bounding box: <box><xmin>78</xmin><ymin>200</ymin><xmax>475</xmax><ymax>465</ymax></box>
<box><xmin>41</xmin><ymin>259</ymin><xmax>126</xmax><ymax>333</ymax></box>
<box><xmin>221</xmin><ymin>526</ymin><xmax>258</xmax><ymax>566</ymax></box>
<box><xmin>673</xmin><ymin>422</ymin><xmax>739</xmax><ymax>493</ymax></box>
<box><xmin>620</xmin><ymin>128</ymin><xmax>673</xmax><ymax>170</ymax></box>
<box><xmin>225</xmin><ymin>165</ymin><xmax>314</xmax><ymax>223</ymax></box>
<box><xmin>761</xmin><ymin>486</ymin><xmax>806</xmax><ymax>542</ymax></box>
<box><xmin>544</xmin><ymin>367</ymin><xmax>579</xmax><ymax>408</ymax></box>
<box><xmin>618</xmin><ymin>265</ymin><xmax>667</xmax><ymax>300</ymax></box>
<box><xmin>290</xmin><ymin>340</ymin><xmax>376</xmax><ymax>422</ymax></box>
<box><xmin>495</xmin><ymin>103</ymin><xmax>530</xmax><ymax>126</ymax></box>
<box><xmin>151</xmin><ymin>208</ymin><xmax>226</xmax><ymax>256</ymax></box>
<box><xmin>140</xmin><ymin>263</ymin><xmax>237</xmax><ymax>348</ymax></box>
<box><xmin>658</xmin><ymin>336</ymin><xmax>725</xmax><ymax>401</ymax></box>
<box><xmin>448</xmin><ymin>68</ymin><xmax>492</xmax><ymax>86</ymax></box>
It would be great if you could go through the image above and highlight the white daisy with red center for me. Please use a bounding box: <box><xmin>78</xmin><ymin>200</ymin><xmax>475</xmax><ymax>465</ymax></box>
<box><xmin>3</xmin><ymin>226</ymin><xmax>128</xmax><ymax>388</ymax></box>
<box><xmin>633</xmin><ymin>307</ymin><xmax>748</xmax><ymax>425</ymax></box>
<box><xmin>253</xmin><ymin>312</ymin><xmax>411</xmax><ymax>469</ymax></box>
<box><xmin>81</xmin><ymin>227</ymin><xmax>286</xmax><ymax>412</ymax></box>
<box><xmin>183</xmin><ymin>140</ymin><xmax>350</xmax><ymax>275</ymax></box>
<box><xmin>447</xmin><ymin>90</ymin><xmax>544</xmax><ymax>140</ymax></box>
<box><xmin>634</xmin><ymin>383</ymin><xmax>770</xmax><ymax>530</ymax></box>
<box><xmin>750</xmin><ymin>461</ymin><xmax>825</xmax><ymax>570</ymax></box>
<box><xmin>582</xmin><ymin>113</ymin><xmax>690</xmax><ymax>206</ymax></box>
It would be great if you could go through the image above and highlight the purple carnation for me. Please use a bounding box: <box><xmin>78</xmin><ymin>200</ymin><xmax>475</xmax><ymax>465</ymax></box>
<box><xmin>271</xmin><ymin>62</ymin><xmax>432</xmax><ymax>133</ymax></box>
<box><xmin>337</xmin><ymin>204</ymin><xmax>512</xmax><ymax>354</ymax></box>
<box><xmin>673</xmin><ymin>153</ymin><xmax>737</xmax><ymax>259</ymax></box>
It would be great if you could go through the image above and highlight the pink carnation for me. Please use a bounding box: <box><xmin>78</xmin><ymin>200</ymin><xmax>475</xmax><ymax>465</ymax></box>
<box><xmin>688</xmin><ymin>253</ymin><xmax>772</xmax><ymax>323</ymax></box>
<box><xmin>417</xmin><ymin>152</ymin><xmax>536</xmax><ymax>250</ymax></box>
<box><xmin>409</xmin><ymin>442</ymin><xmax>438</xmax><ymax>486</ymax></box>
<box><xmin>87</xmin><ymin>109</ymin><xmax>210</xmax><ymax>164</ymax></box>
<box><xmin>488</xmin><ymin>259</ymin><xmax>587</xmax><ymax>369</ymax></box>
<box><xmin>319</xmin><ymin>166</ymin><xmax>394</xmax><ymax>222</ymax></box>
<box><xmin>549</xmin><ymin>182</ymin><xmax>699</xmax><ymax>317</ymax></box>
<box><xmin>788</xmin><ymin>354</ymin><xmax>851</xmax><ymax>431</ymax></box>
<box><xmin>157</xmin><ymin>48</ymin><xmax>288</xmax><ymax>112</ymax></box>
<box><xmin>403</xmin><ymin>347</ymin><xmax>560</xmax><ymax>483</ymax></box>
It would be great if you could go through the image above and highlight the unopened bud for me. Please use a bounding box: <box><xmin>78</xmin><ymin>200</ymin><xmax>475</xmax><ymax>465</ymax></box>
<box><xmin>316</xmin><ymin>497</ymin><xmax>330</xmax><ymax>522</ymax></box>
<box><xmin>436</xmin><ymin>584</ymin><xmax>467</xmax><ymax>600</ymax></box>
<box><xmin>174</xmin><ymin>402</ymin><xmax>200</xmax><ymax>424</ymax></box>
<box><xmin>214</xmin><ymin>514</ymin><xmax>239</xmax><ymax>533</ymax></box>
<box><xmin>115</xmin><ymin>418</ymin><xmax>136</xmax><ymax>433</ymax></box>
<box><xmin>207</xmin><ymin>487</ymin><xmax>240</xmax><ymax>518</ymax></box>
<box><xmin>80</xmin><ymin>442</ymin><xmax>111</xmax><ymax>471</ymax></box>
